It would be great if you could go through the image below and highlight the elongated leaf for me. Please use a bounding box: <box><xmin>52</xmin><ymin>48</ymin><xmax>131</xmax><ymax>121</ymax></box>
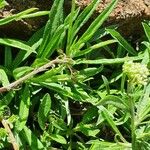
<box><xmin>70</xmin><ymin>0</ymin><xmax>118</xmax><ymax>57</ymax></box>
<box><xmin>96</xmin><ymin>95</ymin><xmax>127</xmax><ymax>109</ymax></box>
<box><xmin>0</xmin><ymin>69</ymin><xmax>9</xmax><ymax>87</ymax></box>
<box><xmin>89</xmin><ymin>140</ymin><xmax>131</xmax><ymax>150</ymax></box>
<box><xmin>31</xmin><ymin>58</ymin><xmax>49</xmax><ymax>68</ymax></box>
<box><xmin>51</xmin><ymin>118</ymin><xmax>67</xmax><ymax>131</ymax></box>
<box><xmin>106</xmin><ymin>29</ymin><xmax>137</xmax><ymax>55</ymax></box>
<box><xmin>142</xmin><ymin>41</ymin><xmax>150</xmax><ymax>50</ymax></box>
<box><xmin>0</xmin><ymin>91</ymin><xmax>15</xmax><ymax>107</ymax></box>
<box><xmin>38</xmin><ymin>0</ymin><xmax>64</xmax><ymax>56</ymax></box>
<box><xmin>0</xmin><ymin>38</ymin><xmax>36</xmax><ymax>53</ymax></box>
<box><xmin>0</xmin><ymin>8</ymin><xmax>38</xmax><ymax>26</ymax></box>
<box><xmin>102</xmin><ymin>75</ymin><xmax>110</xmax><ymax>94</ymax></box>
<box><xmin>136</xmin><ymin>84</ymin><xmax>150</xmax><ymax>125</ymax></box>
<box><xmin>38</xmin><ymin>94</ymin><xmax>51</xmax><ymax>130</ymax></box>
<box><xmin>50</xmin><ymin>134</ymin><xmax>67</xmax><ymax>144</ymax></box>
<box><xmin>74</xmin><ymin>39</ymin><xmax>117</xmax><ymax>57</ymax></box>
<box><xmin>15</xmin><ymin>85</ymin><xmax>30</xmax><ymax>131</ymax></box>
<box><xmin>21</xmin><ymin>11</ymin><xmax>49</xmax><ymax>19</ymax></box>
<box><xmin>76</xmin><ymin>55</ymin><xmax>143</xmax><ymax>65</ymax></box>
<box><xmin>66</xmin><ymin>0</ymin><xmax>76</xmax><ymax>53</ymax></box>
<box><xmin>31</xmin><ymin>65</ymin><xmax>64</xmax><ymax>82</ymax></box>
<box><xmin>4</xmin><ymin>46</ymin><xmax>12</xmax><ymax>67</ymax></box>
<box><xmin>33</xmin><ymin>74</ymin><xmax>71</xmax><ymax>83</ymax></box>
<box><xmin>79</xmin><ymin>66</ymin><xmax>103</xmax><ymax>78</ymax></box>
<box><xmin>48</xmin><ymin>0</ymin><xmax>64</xmax><ymax>36</ymax></box>
<box><xmin>99</xmin><ymin>106</ymin><xmax>127</xmax><ymax>143</ymax></box>
<box><xmin>142</xmin><ymin>22</ymin><xmax>150</xmax><ymax>42</ymax></box>
<box><xmin>40</xmin><ymin>82</ymin><xmax>92</xmax><ymax>103</ymax></box>
<box><xmin>12</xmin><ymin>27</ymin><xmax>44</xmax><ymax>68</ymax></box>
<box><xmin>40</xmin><ymin>82</ymin><xmax>80</xmax><ymax>101</ymax></box>
<box><xmin>20</xmin><ymin>126</ymin><xmax>45</xmax><ymax>150</ymax></box>
<box><xmin>75</xmin><ymin>123</ymin><xmax>99</xmax><ymax>137</ymax></box>
<box><xmin>66</xmin><ymin>0</ymin><xmax>101</xmax><ymax>54</ymax></box>
<box><xmin>79</xmin><ymin>0</ymin><xmax>117</xmax><ymax>42</ymax></box>
<box><xmin>0</xmin><ymin>0</ymin><xmax>7</xmax><ymax>9</ymax></box>
<box><xmin>13</xmin><ymin>66</ymin><xmax>33</xmax><ymax>79</ymax></box>
<box><xmin>142</xmin><ymin>49</ymin><xmax>149</xmax><ymax>65</ymax></box>
<box><xmin>82</xmin><ymin>106</ymin><xmax>98</xmax><ymax>124</ymax></box>
<box><xmin>41</xmin><ymin>24</ymin><xmax>65</xmax><ymax>58</ymax></box>
<box><xmin>73</xmin><ymin>0</ymin><xmax>101</xmax><ymax>36</ymax></box>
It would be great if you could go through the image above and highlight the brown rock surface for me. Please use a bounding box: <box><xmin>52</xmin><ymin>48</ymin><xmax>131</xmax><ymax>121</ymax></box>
<box><xmin>0</xmin><ymin>0</ymin><xmax>150</xmax><ymax>39</ymax></box>
<box><xmin>0</xmin><ymin>0</ymin><xmax>52</xmax><ymax>39</ymax></box>
<box><xmin>76</xmin><ymin>0</ymin><xmax>150</xmax><ymax>38</ymax></box>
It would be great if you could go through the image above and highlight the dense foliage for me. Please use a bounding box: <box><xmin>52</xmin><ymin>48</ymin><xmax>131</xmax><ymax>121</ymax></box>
<box><xmin>0</xmin><ymin>0</ymin><xmax>150</xmax><ymax>149</ymax></box>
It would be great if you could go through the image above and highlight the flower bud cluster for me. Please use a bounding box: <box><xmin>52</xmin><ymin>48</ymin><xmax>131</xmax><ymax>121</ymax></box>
<box><xmin>123</xmin><ymin>61</ymin><xmax>149</xmax><ymax>85</ymax></box>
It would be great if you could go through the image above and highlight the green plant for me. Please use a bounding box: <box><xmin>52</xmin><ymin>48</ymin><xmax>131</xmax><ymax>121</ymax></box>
<box><xmin>0</xmin><ymin>0</ymin><xmax>150</xmax><ymax>149</ymax></box>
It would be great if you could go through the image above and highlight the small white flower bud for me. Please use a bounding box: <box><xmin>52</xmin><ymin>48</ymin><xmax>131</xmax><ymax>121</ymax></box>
<box><xmin>123</xmin><ymin>61</ymin><xmax>149</xmax><ymax>85</ymax></box>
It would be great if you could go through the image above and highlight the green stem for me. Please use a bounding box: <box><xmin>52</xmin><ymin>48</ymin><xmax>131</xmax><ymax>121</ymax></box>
<box><xmin>127</xmin><ymin>82</ymin><xmax>136</xmax><ymax>150</ymax></box>
<box><xmin>130</xmin><ymin>96</ymin><xmax>136</xmax><ymax>150</ymax></box>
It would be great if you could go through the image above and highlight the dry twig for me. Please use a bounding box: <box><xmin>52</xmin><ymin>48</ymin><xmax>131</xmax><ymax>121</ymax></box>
<box><xmin>1</xmin><ymin>119</ymin><xmax>19</xmax><ymax>150</ymax></box>
<box><xmin>0</xmin><ymin>56</ymin><xmax>71</xmax><ymax>93</ymax></box>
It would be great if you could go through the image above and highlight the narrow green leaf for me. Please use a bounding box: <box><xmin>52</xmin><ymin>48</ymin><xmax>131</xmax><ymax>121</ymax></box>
<box><xmin>72</xmin><ymin>0</ymin><xmax>101</xmax><ymax>36</ymax></box>
<box><xmin>50</xmin><ymin>134</ymin><xmax>67</xmax><ymax>144</ymax></box>
<box><xmin>0</xmin><ymin>38</ymin><xmax>36</xmax><ymax>53</ymax></box>
<box><xmin>141</xmin><ymin>49</ymin><xmax>149</xmax><ymax>65</ymax></box>
<box><xmin>21</xmin><ymin>11</ymin><xmax>49</xmax><ymax>19</ymax></box>
<box><xmin>48</xmin><ymin>0</ymin><xmax>64</xmax><ymax>36</ymax></box>
<box><xmin>51</xmin><ymin>118</ymin><xmax>68</xmax><ymax>131</ymax></box>
<box><xmin>12</xmin><ymin>27</ymin><xmax>44</xmax><ymax>68</ymax></box>
<box><xmin>0</xmin><ymin>8</ymin><xmax>38</xmax><ymax>26</ymax></box>
<box><xmin>121</xmin><ymin>73</ymin><xmax>126</xmax><ymax>93</ymax></box>
<box><xmin>106</xmin><ymin>29</ymin><xmax>137</xmax><ymax>55</ymax></box>
<box><xmin>102</xmin><ymin>75</ymin><xmax>110</xmax><ymax>94</ymax></box>
<box><xmin>38</xmin><ymin>94</ymin><xmax>51</xmax><ymax>130</ymax></box>
<box><xmin>0</xmin><ymin>0</ymin><xmax>7</xmax><ymax>9</ymax></box>
<box><xmin>99</xmin><ymin>106</ymin><xmax>127</xmax><ymax>143</ymax></box>
<box><xmin>40</xmin><ymin>82</ymin><xmax>76</xmax><ymax>100</ymax></box>
<box><xmin>89</xmin><ymin>140</ymin><xmax>131</xmax><ymax>150</ymax></box>
<box><xmin>38</xmin><ymin>0</ymin><xmax>64</xmax><ymax>56</ymax></box>
<box><xmin>0</xmin><ymin>69</ymin><xmax>9</xmax><ymax>87</ymax></box>
<box><xmin>32</xmin><ymin>74</ymin><xmax>71</xmax><ymax>83</ymax></box>
<box><xmin>4</xmin><ymin>46</ymin><xmax>12</xmax><ymax>67</ymax></box>
<box><xmin>66</xmin><ymin>0</ymin><xmax>76</xmax><ymax>52</ymax></box>
<box><xmin>74</xmin><ymin>39</ymin><xmax>117</xmax><ymax>57</ymax></box>
<box><xmin>82</xmin><ymin>106</ymin><xmax>98</xmax><ymax>124</ymax></box>
<box><xmin>13</xmin><ymin>66</ymin><xmax>33</xmax><ymax>79</ymax></box>
<box><xmin>31</xmin><ymin>58</ymin><xmax>50</xmax><ymax>68</ymax></box>
<box><xmin>66</xmin><ymin>0</ymin><xmax>101</xmax><ymax>55</ymax></box>
<box><xmin>75</xmin><ymin>124</ymin><xmax>99</xmax><ymax>137</ymax></box>
<box><xmin>96</xmin><ymin>95</ymin><xmax>127</xmax><ymax>109</ymax></box>
<box><xmin>79</xmin><ymin>66</ymin><xmax>103</xmax><ymax>78</ymax></box>
<box><xmin>40</xmin><ymin>82</ymin><xmax>92</xmax><ymax>103</ymax></box>
<box><xmin>76</xmin><ymin>55</ymin><xmax>143</xmax><ymax>65</ymax></box>
<box><xmin>15</xmin><ymin>85</ymin><xmax>30</xmax><ymax>131</ymax></box>
<box><xmin>136</xmin><ymin>84</ymin><xmax>150</xmax><ymax>125</ymax></box>
<box><xmin>142</xmin><ymin>22</ymin><xmax>150</xmax><ymax>42</ymax></box>
<box><xmin>0</xmin><ymin>91</ymin><xmax>15</xmax><ymax>107</ymax></box>
<box><xmin>20</xmin><ymin>126</ymin><xmax>45</xmax><ymax>150</ymax></box>
<box><xmin>70</xmin><ymin>0</ymin><xmax>118</xmax><ymax>57</ymax></box>
<box><xmin>41</xmin><ymin>24</ymin><xmax>65</xmax><ymax>58</ymax></box>
<box><xmin>142</xmin><ymin>41</ymin><xmax>150</xmax><ymax>50</ymax></box>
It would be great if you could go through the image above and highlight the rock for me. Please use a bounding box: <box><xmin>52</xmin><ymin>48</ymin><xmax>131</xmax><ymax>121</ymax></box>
<box><xmin>76</xmin><ymin>0</ymin><xmax>150</xmax><ymax>38</ymax></box>
<box><xmin>0</xmin><ymin>0</ymin><xmax>52</xmax><ymax>39</ymax></box>
<box><xmin>0</xmin><ymin>0</ymin><xmax>150</xmax><ymax>39</ymax></box>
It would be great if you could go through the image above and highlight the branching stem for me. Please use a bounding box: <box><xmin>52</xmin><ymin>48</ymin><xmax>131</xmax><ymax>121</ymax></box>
<box><xmin>1</xmin><ymin>119</ymin><xmax>19</xmax><ymax>150</ymax></box>
<box><xmin>0</xmin><ymin>56</ymin><xmax>71</xmax><ymax>93</ymax></box>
